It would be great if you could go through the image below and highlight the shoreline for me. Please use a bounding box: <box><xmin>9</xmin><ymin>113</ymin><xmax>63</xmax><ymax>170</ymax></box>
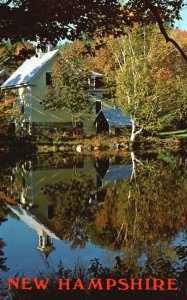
<box><xmin>0</xmin><ymin>135</ymin><xmax>186</xmax><ymax>155</ymax></box>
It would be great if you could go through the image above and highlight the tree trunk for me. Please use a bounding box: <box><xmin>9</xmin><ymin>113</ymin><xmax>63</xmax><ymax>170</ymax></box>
<box><xmin>72</xmin><ymin>116</ymin><xmax>77</xmax><ymax>137</ymax></box>
<box><xmin>130</xmin><ymin>118</ymin><xmax>143</xmax><ymax>146</ymax></box>
<box><xmin>130</xmin><ymin>119</ymin><xmax>136</xmax><ymax>143</ymax></box>
<box><xmin>131</xmin><ymin>151</ymin><xmax>136</xmax><ymax>180</ymax></box>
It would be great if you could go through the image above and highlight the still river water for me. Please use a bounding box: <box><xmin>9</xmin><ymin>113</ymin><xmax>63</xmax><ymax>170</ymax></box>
<box><xmin>0</xmin><ymin>147</ymin><xmax>186</xmax><ymax>281</ymax></box>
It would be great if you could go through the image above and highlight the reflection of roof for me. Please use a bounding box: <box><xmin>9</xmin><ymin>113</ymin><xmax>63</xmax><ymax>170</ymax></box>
<box><xmin>1</xmin><ymin>49</ymin><xmax>59</xmax><ymax>89</ymax></box>
<box><xmin>90</xmin><ymin>71</ymin><xmax>103</xmax><ymax>77</ymax></box>
<box><xmin>8</xmin><ymin>204</ymin><xmax>60</xmax><ymax>240</ymax></box>
<box><xmin>102</xmin><ymin>164</ymin><xmax>132</xmax><ymax>182</ymax></box>
<box><xmin>97</xmin><ymin>108</ymin><xmax>132</xmax><ymax>126</ymax></box>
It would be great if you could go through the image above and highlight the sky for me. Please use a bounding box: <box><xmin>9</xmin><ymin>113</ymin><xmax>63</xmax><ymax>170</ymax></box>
<box><xmin>175</xmin><ymin>6</ymin><xmax>187</xmax><ymax>30</ymax></box>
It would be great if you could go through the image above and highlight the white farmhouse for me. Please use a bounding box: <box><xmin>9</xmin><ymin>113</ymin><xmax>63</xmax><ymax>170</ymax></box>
<box><xmin>1</xmin><ymin>49</ymin><xmax>103</xmax><ymax>134</ymax></box>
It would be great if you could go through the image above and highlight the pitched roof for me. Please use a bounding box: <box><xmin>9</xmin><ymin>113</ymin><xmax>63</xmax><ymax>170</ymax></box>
<box><xmin>1</xmin><ymin>49</ymin><xmax>59</xmax><ymax>89</ymax></box>
<box><xmin>97</xmin><ymin>107</ymin><xmax>132</xmax><ymax>126</ymax></box>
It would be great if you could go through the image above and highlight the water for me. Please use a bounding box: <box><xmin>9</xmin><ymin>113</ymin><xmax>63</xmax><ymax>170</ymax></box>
<box><xmin>0</xmin><ymin>149</ymin><xmax>186</xmax><ymax>281</ymax></box>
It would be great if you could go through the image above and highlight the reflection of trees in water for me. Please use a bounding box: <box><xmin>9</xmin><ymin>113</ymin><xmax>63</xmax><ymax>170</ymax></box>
<box><xmin>0</xmin><ymin>171</ymin><xmax>12</xmax><ymax>272</ymax></box>
<box><xmin>9</xmin><ymin>250</ymin><xmax>187</xmax><ymax>300</ymax></box>
<box><xmin>0</xmin><ymin>237</ymin><xmax>8</xmax><ymax>272</ymax></box>
<box><xmin>45</xmin><ymin>151</ymin><xmax>186</xmax><ymax>270</ymax></box>
<box><xmin>0</xmin><ymin>169</ymin><xmax>20</xmax><ymax>273</ymax></box>
<box><xmin>94</xmin><ymin>150</ymin><xmax>186</xmax><ymax>269</ymax></box>
<box><xmin>45</xmin><ymin>175</ymin><xmax>97</xmax><ymax>249</ymax></box>
<box><xmin>0</xmin><ymin>199</ymin><xmax>10</xmax><ymax>272</ymax></box>
<box><xmin>28</xmin><ymin>153</ymin><xmax>84</xmax><ymax>170</ymax></box>
<box><xmin>1</xmin><ymin>151</ymin><xmax>186</xmax><ymax>299</ymax></box>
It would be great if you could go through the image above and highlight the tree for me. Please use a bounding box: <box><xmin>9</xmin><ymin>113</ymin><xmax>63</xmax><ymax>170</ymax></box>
<box><xmin>43</xmin><ymin>150</ymin><xmax>186</xmax><ymax>270</ymax></box>
<box><xmin>0</xmin><ymin>169</ymin><xmax>17</xmax><ymax>273</ymax></box>
<box><xmin>110</xmin><ymin>24</ymin><xmax>187</xmax><ymax>143</ymax></box>
<box><xmin>44</xmin><ymin>41</ymin><xmax>93</xmax><ymax>133</ymax></box>
<box><xmin>0</xmin><ymin>39</ymin><xmax>34</xmax><ymax>72</ymax></box>
<box><xmin>0</xmin><ymin>90</ymin><xmax>17</xmax><ymax>138</ymax></box>
<box><xmin>0</xmin><ymin>0</ymin><xmax>186</xmax><ymax>61</ymax></box>
<box><xmin>91</xmin><ymin>150</ymin><xmax>187</xmax><ymax>272</ymax></box>
<box><xmin>44</xmin><ymin>174</ymin><xmax>96</xmax><ymax>249</ymax></box>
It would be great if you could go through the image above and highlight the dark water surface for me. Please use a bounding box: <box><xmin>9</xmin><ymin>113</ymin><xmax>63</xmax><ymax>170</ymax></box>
<box><xmin>0</xmin><ymin>148</ymin><xmax>186</xmax><ymax>281</ymax></box>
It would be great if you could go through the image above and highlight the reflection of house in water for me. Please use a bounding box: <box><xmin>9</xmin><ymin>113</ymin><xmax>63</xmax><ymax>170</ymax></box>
<box><xmin>97</xmin><ymin>164</ymin><xmax>132</xmax><ymax>187</ymax></box>
<box><xmin>8</xmin><ymin>204</ymin><xmax>58</xmax><ymax>258</ymax></box>
<box><xmin>9</xmin><ymin>155</ymin><xmax>132</xmax><ymax>209</ymax></box>
<box><xmin>8</xmin><ymin>155</ymin><xmax>132</xmax><ymax>246</ymax></box>
<box><xmin>10</xmin><ymin>155</ymin><xmax>95</xmax><ymax>215</ymax></box>
<box><xmin>90</xmin><ymin>156</ymin><xmax>132</xmax><ymax>203</ymax></box>
<box><xmin>37</xmin><ymin>228</ymin><xmax>55</xmax><ymax>258</ymax></box>
<box><xmin>8</xmin><ymin>156</ymin><xmax>97</xmax><ymax>243</ymax></box>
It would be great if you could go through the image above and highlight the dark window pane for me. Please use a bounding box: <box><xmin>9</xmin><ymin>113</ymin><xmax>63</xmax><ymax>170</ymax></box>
<box><xmin>46</xmin><ymin>72</ymin><xmax>52</xmax><ymax>85</ymax></box>
<box><xmin>95</xmin><ymin>77</ymin><xmax>105</xmax><ymax>89</ymax></box>
<box><xmin>21</xmin><ymin>104</ymin><xmax>24</xmax><ymax>114</ymax></box>
<box><xmin>48</xmin><ymin>205</ymin><xmax>54</xmax><ymax>219</ymax></box>
<box><xmin>96</xmin><ymin>101</ymin><xmax>101</xmax><ymax>114</ymax></box>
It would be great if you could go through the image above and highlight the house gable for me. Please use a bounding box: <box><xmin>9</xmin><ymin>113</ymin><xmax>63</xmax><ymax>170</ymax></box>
<box><xmin>1</xmin><ymin>49</ymin><xmax>60</xmax><ymax>89</ymax></box>
<box><xmin>94</xmin><ymin>107</ymin><xmax>132</xmax><ymax>134</ymax></box>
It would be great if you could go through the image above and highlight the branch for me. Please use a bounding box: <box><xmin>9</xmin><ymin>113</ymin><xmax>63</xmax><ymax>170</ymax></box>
<box><xmin>146</xmin><ymin>0</ymin><xmax>187</xmax><ymax>62</ymax></box>
<box><xmin>108</xmin><ymin>41</ymin><xmax>123</xmax><ymax>69</ymax></box>
<box><xmin>0</xmin><ymin>191</ymin><xmax>17</xmax><ymax>205</ymax></box>
<box><xmin>127</xmin><ymin>33</ymin><xmax>137</xmax><ymax>94</ymax></box>
<box><xmin>134</xmin><ymin>126</ymin><xmax>143</xmax><ymax>137</ymax></box>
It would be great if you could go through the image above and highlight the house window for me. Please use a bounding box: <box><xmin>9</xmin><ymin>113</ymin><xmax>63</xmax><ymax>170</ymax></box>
<box><xmin>22</xmin><ymin>178</ymin><xmax>26</xmax><ymax>188</ymax></box>
<box><xmin>89</xmin><ymin>78</ymin><xmax>95</xmax><ymax>88</ymax></box>
<box><xmin>95</xmin><ymin>77</ymin><xmax>105</xmax><ymax>89</ymax></box>
<box><xmin>96</xmin><ymin>101</ymin><xmax>101</xmax><ymax>114</ymax></box>
<box><xmin>21</xmin><ymin>104</ymin><xmax>24</xmax><ymax>114</ymax></box>
<box><xmin>46</xmin><ymin>72</ymin><xmax>52</xmax><ymax>85</ymax></box>
<box><xmin>48</xmin><ymin>205</ymin><xmax>54</xmax><ymax>219</ymax></box>
<box><xmin>89</xmin><ymin>76</ymin><xmax>105</xmax><ymax>89</ymax></box>
<box><xmin>11</xmin><ymin>101</ymin><xmax>14</xmax><ymax>109</ymax></box>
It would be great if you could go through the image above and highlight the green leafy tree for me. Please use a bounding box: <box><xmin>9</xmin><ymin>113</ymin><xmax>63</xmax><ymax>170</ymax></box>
<box><xmin>0</xmin><ymin>39</ymin><xmax>34</xmax><ymax>72</ymax></box>
<box><xmin>111</xmin><ymin>24</ymin><xmax>187</xmax><ymax>142</ymax></box>
<box><xmin>0</xmin><ymin>90</ymin><xmax>17</xmax><ymax>138</ymax></box>
<box><xmin>44</xmin><ymin>41</ymin><xmax>93</xmax><ymax>133</ymax></box>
